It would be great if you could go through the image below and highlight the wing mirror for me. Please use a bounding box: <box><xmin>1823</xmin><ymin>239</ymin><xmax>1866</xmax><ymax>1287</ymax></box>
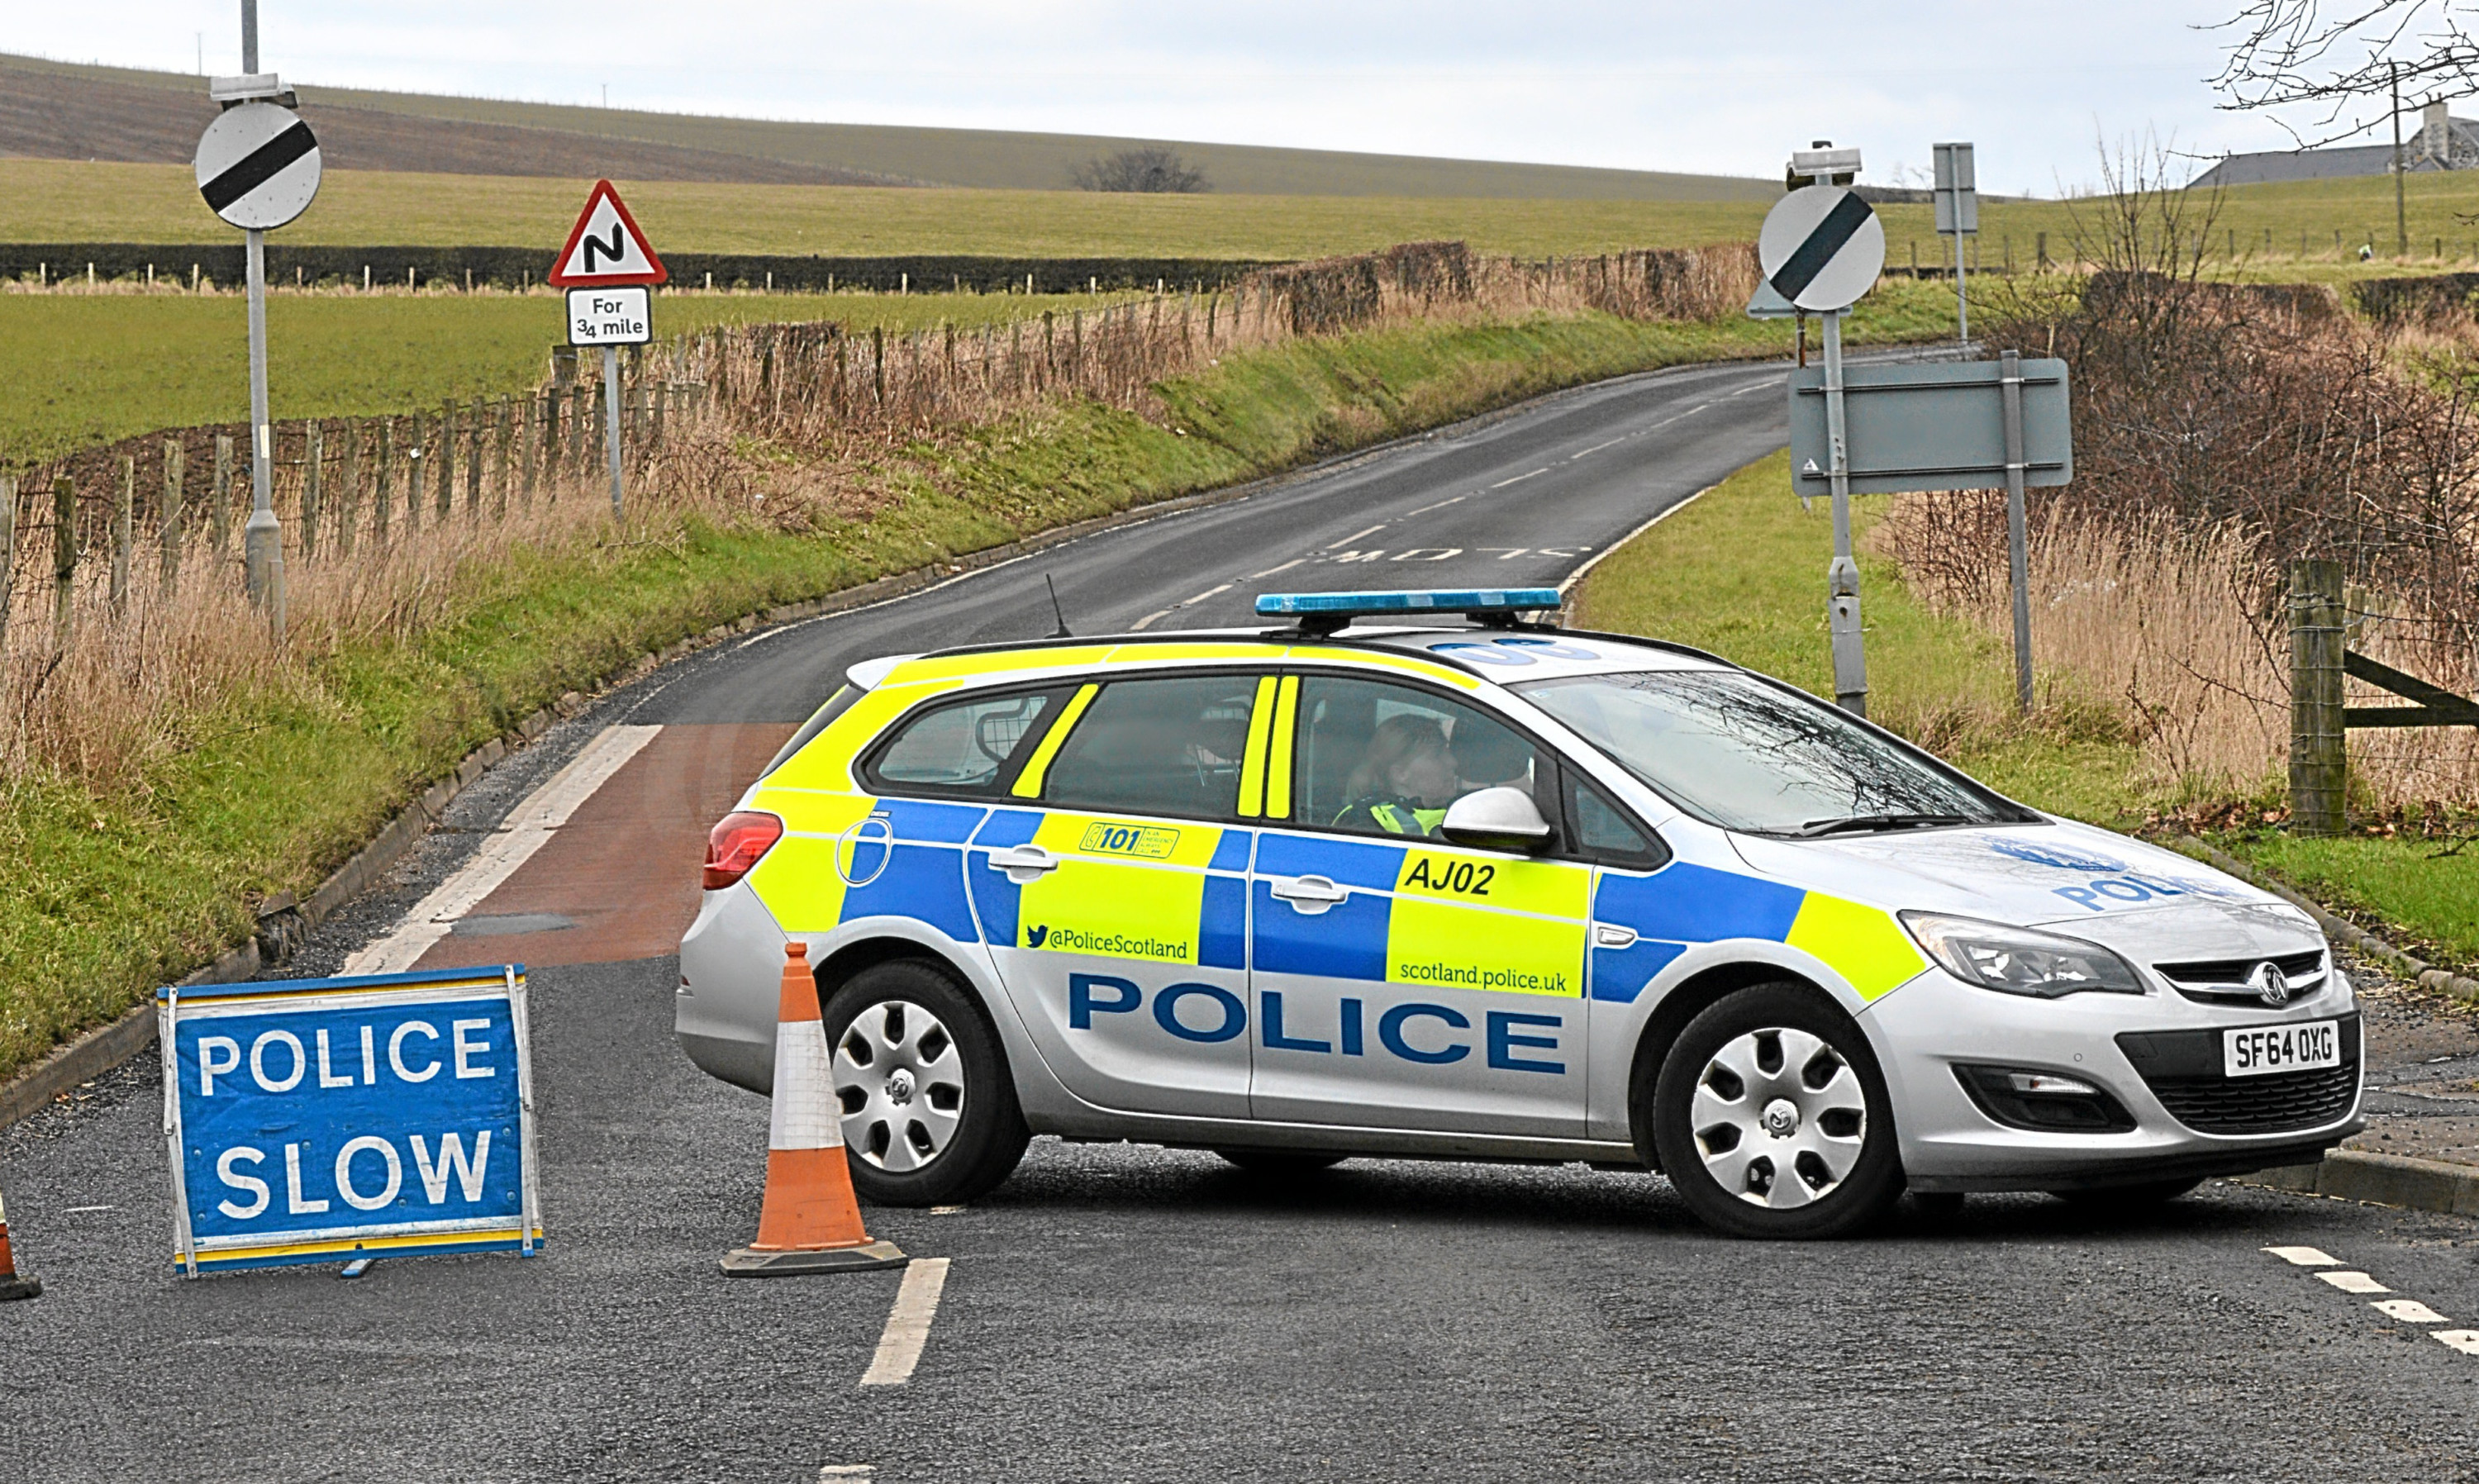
<box><xmin>1439</xmin><ymin>787</ymin><xmax>1555</xmax><ymax>854</ymax></box>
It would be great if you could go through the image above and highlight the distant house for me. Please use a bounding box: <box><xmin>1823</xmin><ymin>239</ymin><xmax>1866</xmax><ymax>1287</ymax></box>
<box><xmin>2193</xmin><ymin>102</ymin><xmax>2479</xmax><ymax>187</ymax></box>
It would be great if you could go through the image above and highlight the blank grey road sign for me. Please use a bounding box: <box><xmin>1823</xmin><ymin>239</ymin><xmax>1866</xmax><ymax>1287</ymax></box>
<box><xmin>1933</xmin><ymin>141</ymin><xmax>1978</xmax><ymax>235</ymax></box>
<box><xmin>1787</xmin><ymin>359</ymin><xmax>2072</xmax><ymax>495</ymax></box>
<box><xmin>1758</xmin><ymin>185</ymin><xmax>1886</xmax><ymax>312</ymax></box>
<box><xmin>194</xmin><ymin>102</ymin><xmax>321</xmax><ymax>231</ymax></box>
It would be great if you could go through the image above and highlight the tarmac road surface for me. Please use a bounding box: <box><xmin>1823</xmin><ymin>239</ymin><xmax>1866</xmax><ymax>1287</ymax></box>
<box><xmin>9</xmin><ymin>354</ymin><xmax>2479</xmax><ymax>1483</ymax></box>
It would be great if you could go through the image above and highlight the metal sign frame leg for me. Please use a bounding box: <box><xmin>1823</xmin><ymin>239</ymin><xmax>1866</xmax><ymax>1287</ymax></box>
<box><xmin>1821</xmin><ymin>310</ymin><xmax>1867</xmax><ymax>716</ymax></box>
<box><xmin>2000</xmin><ymin>350</ymin><xmax>2033</xmax><ymax>711</ymax></box>
<box><xmin>241</xmin><ymin>227</ymin><xmax>284</xmax><ymax>632</ymax></box>
<box><xmin>602</xmin><ymin>345</ymin><xmax>626</xmax><ymax>519</ymax></box>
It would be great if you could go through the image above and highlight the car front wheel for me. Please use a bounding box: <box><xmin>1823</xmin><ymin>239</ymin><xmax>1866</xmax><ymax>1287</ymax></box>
<box><xmin>820</xmin><ymin>959</ymin><xmax>1030</xmax><ymax>1206</ymax></box>
<box><xmin>1648</xmin><ymin>983</ymin><xmax>1904</xmax><ymax>1239</ymax></box>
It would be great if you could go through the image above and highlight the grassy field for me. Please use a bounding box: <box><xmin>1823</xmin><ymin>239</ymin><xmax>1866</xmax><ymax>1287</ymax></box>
<box><xmin>0</xmin><ymin>159</ymin><xmax>1777</xmax><ymax>259</ymax></box>
<box><xmin>0</xmin><ymin>288</ymin><xmax>1130</xmax><ymax>467</ymax></box>
<box><xmin>1569</xmin><ymin>451</ymin><xmax>2479</xmax><ymax>977</ymax></box>
<box><xmin>0</xmin><ymin>294</ymin><xmax>1955</xmax><ymax>1084</ymax></box>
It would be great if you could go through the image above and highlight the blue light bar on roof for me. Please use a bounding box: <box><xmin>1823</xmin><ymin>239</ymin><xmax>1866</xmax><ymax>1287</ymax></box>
<box><xmin>1254</xmin><ymin>588</ymin><xmax>1563</xmax><ymax>618</ymax></box>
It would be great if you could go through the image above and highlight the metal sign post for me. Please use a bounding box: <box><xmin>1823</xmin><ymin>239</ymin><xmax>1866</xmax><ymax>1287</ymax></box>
<box><xmin>547</xmin><ymin>181</ymin><xmax>669</xmax><ymax>521</ymax></box>
<box><xmin>1999</xmin><ymin>350</ymin><xmax>2033</xmax><ymax>709</ymax></box>
<box><xmin>197</xmin><ymin>6</ymin><xmax>320</xmax><ymax>630</ymax></box>
<box><xmin>1787</xmin><ymin>355</ymin><xmax>2072</xmax><ymax>714</ymax></box>
<box><xmin>1760</xmin><ymin>143</ymin><xmax>1885</xmax><ymax>716</ymax></box>
<box><xmin>1934</xmin><ymin>142</ymin><xmax>1977</xmax><ymax>345</ymax></box>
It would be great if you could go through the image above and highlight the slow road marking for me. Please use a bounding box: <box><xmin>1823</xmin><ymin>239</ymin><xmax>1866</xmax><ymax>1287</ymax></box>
<box><xmin>861</xmin><ymin>1257</ymin><xmax>951</xmax><ymax>1387</ymax></box>
<box><xmin>346</xmin><ymin>725</ymin><xmax>661</xmax><ymax>974</ymax></box>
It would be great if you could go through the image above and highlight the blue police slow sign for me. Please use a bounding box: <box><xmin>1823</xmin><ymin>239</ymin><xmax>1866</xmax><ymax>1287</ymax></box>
<box><xmin>156</xmin><ymin>966</ymin><xmax>542</xmax><ymax>1275</ymax></box>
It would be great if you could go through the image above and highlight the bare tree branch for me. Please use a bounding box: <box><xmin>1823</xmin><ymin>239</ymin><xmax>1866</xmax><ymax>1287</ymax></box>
<box><xmin>2210</xmin><ymin>0</ymin><xmax>2479</xmax><ymax>145</ymax></box>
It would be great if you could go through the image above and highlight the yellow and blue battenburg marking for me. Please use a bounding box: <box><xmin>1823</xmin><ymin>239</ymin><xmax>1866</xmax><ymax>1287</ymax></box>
<box><xmin>155</xmin><ymin>966</ymin><xmax>542</xmax><ymax>1275</ymax></box>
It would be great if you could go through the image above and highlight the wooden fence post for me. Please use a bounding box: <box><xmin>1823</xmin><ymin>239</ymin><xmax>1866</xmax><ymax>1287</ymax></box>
<box><xmin>0</xmin><ymin>474</ymin><xmax>15</xmax><ymax>658</ymax></box>
<box><xmin>374</xmin><ymin>418</ymin><xmax>394</xmax><ymax>546</ymax></box>
<box><xmin>2289</xmin><ymin>559</ymin><xmax>2348</xmax><ymax>835</ymax></box>
<box><xmin>159</xmin><ymin>439</ymin><xmax>185</xmax><ymax>595</ymax></box>
<box><xmin>435</xmin><ymin>402</ymin><xmax>457</xmax><ymax>523</ymax></box>
<box><xmin>52</xmin><ymin>476</ymin><xmax>75</xmax><ymax>649</ymax></box>
<box><xmin>212</xmin><ymin>435</ymin><xmax>233</xmax><ymax>557</ymax></box>
<box><xmin>464</xmin><ymin>401</ymin><xmax>484</xmax><ymax>521</ymax></box>
<box><xmin>112</xmin><ymin>454</ymin><xmax>134</xmax><ymax>611</ymax></box>
<box><xmin>492</xmin><ymin>396</ymin><xmax>512</xmax><ymax>519</ymax></box>
<box><xmin>406</xmin><ymin>414</ymin><xmax>426</xmax><ymax>536</ymax></box>
<box><xmin>301</xmin><ymin>420</ymin><xmax>323</xmax><ymax>563</ymax></box>
<box><xmin>520</xmin><ymin>396</ymin><xmax>539</xmax><ymax>511</ymax></box>
<box><xmin>337</xmin><ymin>417</ymin><xmax>362</xmax><ymax>559</ymax></box>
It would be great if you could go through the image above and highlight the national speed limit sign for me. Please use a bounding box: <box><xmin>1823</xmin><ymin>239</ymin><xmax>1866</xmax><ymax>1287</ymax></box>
<box><xmin>1758</xmin><ymin>185</ymin><xmax>1886</xmax><ymax>313</ymax></box>
<box><xmin>194</xmin><ymin>102</ymin><xmax>322</xmax><ymax>231</ymax></box>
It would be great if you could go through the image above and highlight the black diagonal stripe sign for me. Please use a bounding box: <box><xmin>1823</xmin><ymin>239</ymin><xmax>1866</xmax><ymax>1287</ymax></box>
<box><xmin>202</xmin><ymin>120</ymin><xmax>317</xmax><ymax>213</ymax></box>
<box><xmin>1769</xmin><ymin>191</ymin><xmax>1874</xmax><ymax>305</ymax></box>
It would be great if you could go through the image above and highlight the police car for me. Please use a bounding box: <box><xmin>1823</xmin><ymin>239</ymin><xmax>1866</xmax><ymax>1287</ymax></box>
<box><xmin>678</xmin><ymin>589</ymin><xmax>2361</xmax><ymax>1239</ymax></box>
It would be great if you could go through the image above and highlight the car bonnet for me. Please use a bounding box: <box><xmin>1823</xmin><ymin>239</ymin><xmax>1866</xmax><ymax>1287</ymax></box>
<box><xmin>1725</xmin><ymin>820</ymin><xmax>2326</xmax><ymax>963</ymax></box>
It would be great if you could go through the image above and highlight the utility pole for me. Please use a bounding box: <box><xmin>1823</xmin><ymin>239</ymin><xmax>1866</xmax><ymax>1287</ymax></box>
<box><xmin>2394</xmin><ymin>60</ymin><xmax>2410</xmax><ymax>259</ymax></box>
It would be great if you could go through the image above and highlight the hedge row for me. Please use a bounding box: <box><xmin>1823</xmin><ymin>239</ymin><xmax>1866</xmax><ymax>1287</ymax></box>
<box><xmin>0</xmin><ymin>243</ymin><xmax>1280</xmax><ymax>294</ymax></box>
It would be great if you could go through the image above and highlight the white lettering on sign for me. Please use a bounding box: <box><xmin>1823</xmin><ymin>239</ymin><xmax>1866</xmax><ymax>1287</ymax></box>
<box><xmin>283</xmin><ymin>1142</ymin><xmax>330</xmax><ymax>1215</ymax></box>
<box><xmin>390</xmin><ymin>1020</ymin><xmax>441</xmax><ymax>1082</ymax></box>
<box><xmin>411</xmin><ymin>1131</ymin><xmax>492</xmax><ymax>1203</ymax></box>
<box><xmin>216</xmin><ymin>1146</ymin><xmax>270</xmax><ymax>1220</ymax></box>
<box><xmin>199</xmin><ymin>1035</ymin><xmax>240</xmax><ymax>1095</ymax></box>
<box><xmin>316</xmin><ymin>1028</ymin><xmax>355</xmax><ymax>1088</ymax></box>
<box><xmin>567</xmin><ymin>286</ymin><xmax>653</xmax><ymax>346</ymax></box>
<box><xmin>251</xmin><ymin>1030</ymin><xmax>307</xmax><ymax>1092</ymax></box>
<box><xmin>335</xmin><ymin>1136</ymin><xmax>403</xmax><ymax>1211</ymax></box>
<box><xmin>453</xmin><ymin>1018</ymin><xmax>497</xmax><ymax>1079</ymax></box>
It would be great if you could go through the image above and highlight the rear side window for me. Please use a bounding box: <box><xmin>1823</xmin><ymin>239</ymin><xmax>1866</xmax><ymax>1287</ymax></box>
<box><xmin>865</xmin><ymin>689</ymin><xmax>1062</xmax><ymax>797</ymax></box>
<box><xmin>1563</xmin><ymin>768</ymin><xmax>1668</xmax><ymax>870</ymax></box>
<box><xmin>1039</xmin><ymin>673</ymin><xmax>1263</xmax><ymax>820</ymax></box>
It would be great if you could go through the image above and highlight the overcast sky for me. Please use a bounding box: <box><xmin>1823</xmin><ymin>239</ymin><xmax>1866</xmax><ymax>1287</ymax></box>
<box><xmin>12</xmin><ymin>2</ymin><xmax>2410</xmax><ymax>196</ymax></box>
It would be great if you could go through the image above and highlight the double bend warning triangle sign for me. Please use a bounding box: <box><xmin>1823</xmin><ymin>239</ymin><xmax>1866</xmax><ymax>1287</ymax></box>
<box><xmin>548</xmin><ymin>179</ymin><xmax>668</xmax><ymax>288</ymax></box>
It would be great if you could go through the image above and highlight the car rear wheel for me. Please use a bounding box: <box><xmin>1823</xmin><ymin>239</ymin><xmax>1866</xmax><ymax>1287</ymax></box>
<box><xmin>1648</xmin><ymin>983</ymin><xmax>1904</xmax><ymax>1240</ymax></box>
<box><xmin>1214</xmin><ymin>1149</ymin><xmax>1347</xmax><ymax>1176</ymax></box>
<box><xmin>821</xmin><ymin>959</ymin><xmax>1030</xmax><ymax>1207</ymax></box>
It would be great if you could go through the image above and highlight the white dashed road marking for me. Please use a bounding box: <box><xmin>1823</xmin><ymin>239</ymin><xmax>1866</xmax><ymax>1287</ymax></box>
<box><xmin>2265</xmin><ymin>1244</ymin><xmax>2479</xmax><ymax>1359</ymax></box>
<box><xmin>1402</xmin><ymin>494</ymin><xmax>1469</xmax><ymax>516</ymax></box>
<box><xmin>2317</xmin><ymin>1271</ymin><xmax>2391</xmax><ymax>1294</ymax></box>
<box><xmin>1488</xmin><ymin>469</ymin><xmax>1548</xmax><ymax>488</ymax></box>
<box><xmin>860</xmin><ymin>1257</ymin><xmax>952</xmax><ymax>1387</ymax></box>
<box><xmin>1325</xmin><ymin>524</ymin><xmax>1387</xmax><ymax>549</ymax></box>
<box><xmin>1245</xmin><ymin>559</ymin><xmax>1306</xmax><ymax>581</ymax></box>
<box><xmin>345</xmin><ymin>725</ymin><xmax>662</xmax><ymax>974</ymax></box>
<box><xmin>2375</xmin><ymin>1299</ymin><xmax>2450</xmax><ymax>1324</ymax></box>
<box><xmin>818</xmin><ymin>1467</ymin><xmax>874</xmax><ymax>1480</ymax></box>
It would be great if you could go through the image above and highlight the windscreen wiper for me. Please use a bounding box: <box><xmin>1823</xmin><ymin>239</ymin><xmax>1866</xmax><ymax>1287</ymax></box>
<box><xmin>1791</xmin><ymin>812</ymin><xmax>1975</xmax><ymax>838</ymax></box>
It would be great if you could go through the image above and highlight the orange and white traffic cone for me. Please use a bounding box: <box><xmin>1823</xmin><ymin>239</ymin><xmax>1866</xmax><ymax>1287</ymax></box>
<box><xmin>721</xmin><ymin>942</ymin><xmax>907</xmax><ymax>1277</ymax></box>
<box><xmin>0</xmin><ymin>1185</ymin><xmax>40</xmax><ymax>1302</ymax></box>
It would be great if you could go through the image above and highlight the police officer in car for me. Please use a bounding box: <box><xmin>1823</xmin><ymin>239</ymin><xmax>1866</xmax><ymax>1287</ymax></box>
<box><xmin>1334</xmin><ymin>715</ymin><xmax>1461</xmax><ymax>837</ymax></box>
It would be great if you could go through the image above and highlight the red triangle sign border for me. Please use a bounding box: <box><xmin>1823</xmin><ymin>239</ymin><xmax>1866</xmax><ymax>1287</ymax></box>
<box><xmin>547</xmin><ymin>178</ymin><xmax>669</xmax><ymax>288</ymax></box>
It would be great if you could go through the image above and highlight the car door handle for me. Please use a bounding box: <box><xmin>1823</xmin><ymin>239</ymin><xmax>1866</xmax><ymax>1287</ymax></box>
<box><xmin>1270</xmin><ymin>874</ymin><xmax>1350</xmax><ymax>915</ymax></box>
<box><xmin>986</xmin><ymin>845</ymin><xmax>1059</xmax><ymax>883</ymax></box>
<box><xmin>1593</xmin><ymin>923</ymin><xmax>1639</xmax><ymax>949</ymax></box>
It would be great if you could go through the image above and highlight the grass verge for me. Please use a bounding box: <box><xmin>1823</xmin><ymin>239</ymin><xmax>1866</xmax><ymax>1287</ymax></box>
<box><xmin>0</xmin><ymin>286</ymin><xmax>1950</xmax><ymax>1085</ymax></box>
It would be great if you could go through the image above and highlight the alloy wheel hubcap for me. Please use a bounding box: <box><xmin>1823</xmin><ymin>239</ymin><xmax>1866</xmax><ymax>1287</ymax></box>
<box><xmin>1691</xmin><ymin>1027</ymin><xmax>1868</xmax><ymax>1209</ymax></box>
<box><xmin>831</xmin><ymin>1000</ymin><xmax>964</xmax><ymax>1173</ymax></box>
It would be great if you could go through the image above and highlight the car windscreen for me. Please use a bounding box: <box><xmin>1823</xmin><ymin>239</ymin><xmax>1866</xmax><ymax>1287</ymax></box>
<box><xmin>1512</xmin><ymin>669</ymin><xmax>2034</xmax><ymax>837</ymax></box>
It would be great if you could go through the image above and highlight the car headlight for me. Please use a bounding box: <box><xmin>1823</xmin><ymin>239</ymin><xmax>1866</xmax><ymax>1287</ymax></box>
<box><xmin>1899</xmin><ymin>912</ymin><xmax>2144</xmax><ymax>998</ymax></box>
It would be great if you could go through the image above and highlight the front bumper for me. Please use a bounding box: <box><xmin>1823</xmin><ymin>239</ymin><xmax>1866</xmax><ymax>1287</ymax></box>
<box><xmin>1866</xmin><ymin>966</ymin><xmax>2364</xmax><ymax>1192</ymax></box>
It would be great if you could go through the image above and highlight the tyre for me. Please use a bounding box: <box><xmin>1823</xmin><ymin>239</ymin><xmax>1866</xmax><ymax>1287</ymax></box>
<box><xmin>819</xmin><ymin>959</ymin><xmax>1030</xmax><ymax>1206</ymax></box>
<box><xmin>1647</xmin><ymin>983</ymin><xmax>1904</xmax><ymax>1240</ymax></box>
<box><xmin>2048</xmin><ymin>1177</ymin><xmax>2204</xmax><ymax>1210</ymax></box>
<box><xmin>1214</xmin><ymin>1149</ymin><xmax>1348</xmax><ymax>1176</ymax></box>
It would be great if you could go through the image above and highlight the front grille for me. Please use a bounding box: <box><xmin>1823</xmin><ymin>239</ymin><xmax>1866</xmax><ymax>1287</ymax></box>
<box><xmin>2116</xmin><ymin>1015</ymin><xmax>2362</xmax><ymax>1135</ymax></box>
<box><xmin>2153</xmin><ymin>949</ymin><xmax>2327</xmax><ymax>1004</ymax></box>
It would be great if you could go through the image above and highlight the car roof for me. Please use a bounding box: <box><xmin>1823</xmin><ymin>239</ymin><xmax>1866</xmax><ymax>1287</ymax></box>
<box><xmin>856</xmin><ymin>623</ymin><xmax>1737</xmax><ymax>693</ymax></box>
